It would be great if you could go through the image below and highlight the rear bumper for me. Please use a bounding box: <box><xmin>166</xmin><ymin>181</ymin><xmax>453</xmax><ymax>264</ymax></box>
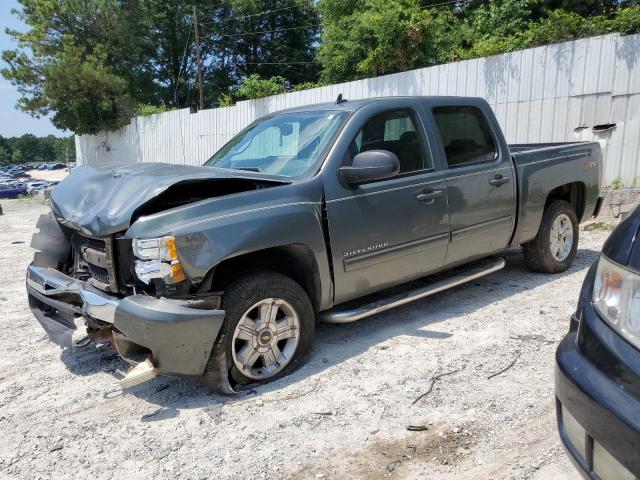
<box><xmin>26</xmin><ymin>264</ymin><xmax>225</xmax><ymax>376</ymax></box>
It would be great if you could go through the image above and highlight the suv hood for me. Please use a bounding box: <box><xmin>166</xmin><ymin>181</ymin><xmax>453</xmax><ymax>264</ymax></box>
<box><xmin>50</xmin><ymin>163</ymin><xmax>288</xmax><ymax>236</ymax></box>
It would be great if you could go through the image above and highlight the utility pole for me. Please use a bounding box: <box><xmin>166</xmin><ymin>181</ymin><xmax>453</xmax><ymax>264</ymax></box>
<box><xmin>193</xmin><ymin>6</ymin><xmax>204</xmax><ymax>110</ymax></box>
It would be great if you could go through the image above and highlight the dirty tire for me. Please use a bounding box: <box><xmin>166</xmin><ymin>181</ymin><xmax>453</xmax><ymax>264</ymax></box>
<box><xmin>523</xmin><ymin>200</ymin><xmax>579</xmax><ymax>274</ymax></box>
<box><xmin>204</xmin><ymin>271</ymin><xmax>314</xmax><ymax>389</ymax></box>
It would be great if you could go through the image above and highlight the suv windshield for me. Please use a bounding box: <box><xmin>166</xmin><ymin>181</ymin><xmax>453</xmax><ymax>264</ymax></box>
<box><xmin>204</xmin><ymin>110</ymin><xmax>347</xmax><ymax>178</ymax></box>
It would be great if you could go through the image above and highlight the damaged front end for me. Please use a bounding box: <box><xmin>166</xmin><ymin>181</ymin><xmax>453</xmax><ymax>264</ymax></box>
<box><xmin>26</xmin><ymin>213</ymin><xmax>231</xmax><ymax>391</ymax></box>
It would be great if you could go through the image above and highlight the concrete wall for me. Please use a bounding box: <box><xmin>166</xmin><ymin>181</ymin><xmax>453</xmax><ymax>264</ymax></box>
<box><xmin>76</xmin><ymin>32</ymin><xmax>640</xmax><ymax>185</ymax></box>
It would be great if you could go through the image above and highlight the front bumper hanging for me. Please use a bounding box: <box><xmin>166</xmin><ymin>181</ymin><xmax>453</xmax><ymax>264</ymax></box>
<box><xmin>26</xmin><ymin>264</ymin><xmax>225</xmax><ymax>379</ymax></box>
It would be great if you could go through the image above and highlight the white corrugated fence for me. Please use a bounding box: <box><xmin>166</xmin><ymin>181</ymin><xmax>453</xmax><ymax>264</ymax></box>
<box><xmin>76</xmin><ymin>32</ymin><xmax>640</xmax><ymax>185</ymax></box>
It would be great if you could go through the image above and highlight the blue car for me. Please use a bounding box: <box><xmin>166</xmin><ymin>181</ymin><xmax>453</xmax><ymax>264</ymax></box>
<box><xmin>556</xmin><ymin>206</ymin><xmax>640</xmax><ymax>480</ymax></box>
<box><xmin>0</xmin><ymin>184</ymin><xmax>28</xmax><ymax>199</ymax></box>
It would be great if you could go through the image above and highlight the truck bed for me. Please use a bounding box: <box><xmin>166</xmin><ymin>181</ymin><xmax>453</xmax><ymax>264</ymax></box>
<box><xmin>508</xmin><ymin>141</ymin><xmax>601</xmax><ymax>246</ymax></box>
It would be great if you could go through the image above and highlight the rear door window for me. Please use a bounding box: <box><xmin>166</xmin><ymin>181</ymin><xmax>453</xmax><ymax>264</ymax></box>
<box><xmin>432</xmin><ymin>106</ymin><xmax>497</xmax><ymax>168</ymax></box>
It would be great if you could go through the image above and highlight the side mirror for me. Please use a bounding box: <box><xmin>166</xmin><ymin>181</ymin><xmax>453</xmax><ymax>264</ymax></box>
<box><xmin>339</xmin><ymin>150</ymin><xmax>400</xmax><ymax>184</ymax></box>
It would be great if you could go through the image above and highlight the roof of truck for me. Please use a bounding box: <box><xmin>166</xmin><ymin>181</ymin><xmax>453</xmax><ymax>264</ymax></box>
<box><xmin>275</xmin><ymin>96</ymin><xmax>484</xmax><ymax>114</ymax></box>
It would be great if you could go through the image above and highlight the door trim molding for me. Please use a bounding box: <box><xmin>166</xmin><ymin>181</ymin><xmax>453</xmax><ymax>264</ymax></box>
<box><xmin>343</xmin><ymin>232</ymin><xmax>449</xmax><ymax>272</ymax></box>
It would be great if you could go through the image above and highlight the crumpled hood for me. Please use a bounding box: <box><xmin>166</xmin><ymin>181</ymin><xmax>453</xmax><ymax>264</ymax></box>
<box><xmin>50</xmin><ymin>162</ymin><xmax>284</xmax><ymax>236</ymax></box>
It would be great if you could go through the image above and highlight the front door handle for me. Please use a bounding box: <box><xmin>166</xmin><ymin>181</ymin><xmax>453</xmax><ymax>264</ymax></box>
<box><xmin>416</xmin><ymin>190</ymin><xmax>443</xmax><ymax>203</ymax></box>
<box><xmin>489</xmin><ymin>174</ymin><xmax>511</xmax><ymax>186</ymax></box>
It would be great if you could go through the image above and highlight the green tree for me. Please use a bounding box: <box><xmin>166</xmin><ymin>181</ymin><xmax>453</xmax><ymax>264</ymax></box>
<box><xmin>461</xmin><ymin>3</ymin><xmax>640</xmax><ymax>58</ymax></box>
<box><xmin>11</xmin><ymin>134</ymin><xmax>42</xmax><ymax>163</ymax></box>
<box><xmin>318</xmin><ymin>0</ymin><xmax>640</xmax><ymax>83</ymax></box>
<box><xmin>200</xmin><ymin>0</ymin><xmax>321</xmax><ymax>105</ymax></box>
<box><xmin>1</xmin><ymin>135</ymin><xmax>75</xmax><ymax>165</ymax></box>
<box><xmin>2</xmin><ymin>0</ymin><xmax>153</xmax><ymax>134</ymax></box>
<box><xmin>2</xmin><ymin>0</ymin><xmax>322</xmax><ymax>133</ymax></box>
<box><xmin>52</xmin><ymin>136</ymin><xmax>75</xmax><ymax>162</ymax></box>
<box><xmin>11</xmin><ymin>149</ymin><xmax>23</xmax><ymax>163</ymax></box>
<box><xmin>0</xmin><ymin>136</ymin><xmax>13</xmax><ymax>165</ymax></box>
<box><xmin>236</xmin><ymin>74</ymin><xmax>288</xmax><ymax>99</ymax></box>
<box><xmin>317</xmin><ymin>0</ymin><xmax>461</xmax><ymax>83</ymax></box>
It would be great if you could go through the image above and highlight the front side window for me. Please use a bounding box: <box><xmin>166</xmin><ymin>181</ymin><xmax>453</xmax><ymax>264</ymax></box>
<box><xmin>346</xmin><ymin>109</ymin><xmax>431</xmax><ymax>174</ymax></box>
<box><xmin>432</xmin><ymin>106</ymin><xmax>497</xmax><ymax>167</ymax></box>
<box><xmin>205</xmin><ymin>111</ymin><xmax>348</xmax><ymax>178</ymax></box>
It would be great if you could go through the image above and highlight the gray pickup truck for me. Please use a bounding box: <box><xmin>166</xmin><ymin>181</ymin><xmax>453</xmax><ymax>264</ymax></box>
<box><xmin>26</xmin><ymin>96</ymin><xmax>602</xmax><ymax>392</ymax></box>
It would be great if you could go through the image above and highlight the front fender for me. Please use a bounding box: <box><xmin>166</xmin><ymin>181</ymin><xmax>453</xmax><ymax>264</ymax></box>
<box><xmin>125</xmin><ymin>180</ymin><xmax>333</xmax><ymax>309</ymax></box>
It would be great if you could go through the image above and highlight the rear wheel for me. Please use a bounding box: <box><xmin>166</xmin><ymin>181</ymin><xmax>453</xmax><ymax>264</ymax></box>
<box><xmin>523</xmin><ymin>200</ymin><xmax>579</xmax><ymax>273</ymax></box>
<box><xmin>204</xmin><ymin>271</ymin><xmax>315</xmax><ymax>388</ymax></box>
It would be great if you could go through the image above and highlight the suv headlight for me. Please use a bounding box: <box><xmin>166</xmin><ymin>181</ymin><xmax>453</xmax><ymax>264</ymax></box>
<box><xmin>132</xmin><ymin>236</ymin><xmax>186</xmax><ymax>285</ymax></box>
<box><xmin>593</xmin><ymin>254</ymin><xmax>640</xmax><ymax>349</ymax></box>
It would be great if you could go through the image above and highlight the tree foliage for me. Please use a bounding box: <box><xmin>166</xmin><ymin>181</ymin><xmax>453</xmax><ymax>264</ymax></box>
<box><xmin>3</xmin><ymin>0</ymin><xmax>640</xmax><ymax>135</ymax></box>
<box><xmin>2</xmin><ymin>0</ymin><xmax>320</xmax><ymax>134</ymax></box>
<box><xmin>1</xmin><ymin>0</ymin><xmax>158</xmax><ymax>134</ymax></box>
<box><xmin>319</xmin><ymin>0</ymin><xmax>640</xmax><ymax>83</ymax></box>
<box><xmin>0</xmin><ymin>134</ymin><xmax>75</xmax><ymax>165</ymax></box>
<box><xmin>460</xmin><ymin>0</ymin><xmax>640</xmax><ymax>58</ymax></box>
<box><xmin>220</xmin><ymin>74</ymin><xmax>288</xmax><ymax>105</ymax></box>
<box><xmin>201</xmin><ymin>0</ymin><xmax>319</xmax><ymax>105</ymax></box>
<box><xmin>317</xmin><ymin>0</ymin><xmax>461</xmax><ymax>82</ymax></box>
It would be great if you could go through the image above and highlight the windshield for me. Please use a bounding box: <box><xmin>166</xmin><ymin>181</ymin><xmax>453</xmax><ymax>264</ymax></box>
<box><xmin>204</xmin><ymin>111</ymin><xmax>347</xmax><ymax>178</ymax></box>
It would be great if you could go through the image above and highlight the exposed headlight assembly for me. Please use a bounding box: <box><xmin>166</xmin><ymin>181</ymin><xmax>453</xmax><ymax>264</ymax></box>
<box><xmin>132</xmin><ymin>236</ymin><xmax>186</xmax><ymax>285</ymax></box>
<box><xmin>593</xmin><ymin>254</ymin><xmax>640</xmax><ymax>350</ymax></box>
<box><xmin>133</xmin><ymin>237</ymin><xmax>179</xmax><ymax>261</ymax></box>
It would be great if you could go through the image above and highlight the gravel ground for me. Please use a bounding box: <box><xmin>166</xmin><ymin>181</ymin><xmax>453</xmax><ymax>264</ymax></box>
<box><xmin>25</xmin><ymin>169</ymin><xmax>69</xmax><ymax>183</ymax></box>
<box><xmin>0</xmin><ymin>198</ymin><xmax>612</xmax><ymax>480</ymax></box>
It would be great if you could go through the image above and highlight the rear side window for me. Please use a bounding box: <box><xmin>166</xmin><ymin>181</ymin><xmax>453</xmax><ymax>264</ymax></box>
<box><xmin>432</xmin><ymin>106</ymin><xmax>497</xmax><ymax>167</ymax></box>
<box><xmin>347</xmin><ymin>109</ymin><xmax>431</xmax><ymax>174</ymax></box>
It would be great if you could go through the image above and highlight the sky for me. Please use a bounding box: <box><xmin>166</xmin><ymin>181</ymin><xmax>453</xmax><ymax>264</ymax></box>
<box><xmin>0</xmin><ymin>0</ymin><xmax>68</xmax><ymax>138</ymax></box>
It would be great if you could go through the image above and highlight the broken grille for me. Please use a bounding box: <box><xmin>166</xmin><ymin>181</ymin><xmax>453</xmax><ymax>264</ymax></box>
<box><xmin>76</xmin><ymin>234</ymin><xmax>118</xmax><ymax>293</ymax></box>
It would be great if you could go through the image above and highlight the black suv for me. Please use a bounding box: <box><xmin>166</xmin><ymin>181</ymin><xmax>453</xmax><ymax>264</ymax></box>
<box><xmin>556</xmin><ymin>207</ymin><xmax>640</xmax><ymax>480</ymax></box>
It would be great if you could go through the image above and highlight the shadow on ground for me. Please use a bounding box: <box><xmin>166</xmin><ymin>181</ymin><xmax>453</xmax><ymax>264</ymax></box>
<box><xmin>57</xmin><ymin>246</ymin><xmax>601</xmax><ymax>418</ymax></box>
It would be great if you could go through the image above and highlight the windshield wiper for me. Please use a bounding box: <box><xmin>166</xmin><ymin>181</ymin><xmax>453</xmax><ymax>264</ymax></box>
<box><xmin>233</xmin><ymin>167</ymin><xmax>261</xmax><ymax>172</ymax></box>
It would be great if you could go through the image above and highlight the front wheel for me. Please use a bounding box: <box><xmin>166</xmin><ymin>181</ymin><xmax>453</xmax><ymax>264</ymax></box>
<box><xmin>205</xmin><ymin>271</ymin><xmax>315</xmax><ymax>388</ymax></box>
<box><xmin>523</xmin><ymin>200</ymin><xmax>579</xmax><ymax>274</ymax></box>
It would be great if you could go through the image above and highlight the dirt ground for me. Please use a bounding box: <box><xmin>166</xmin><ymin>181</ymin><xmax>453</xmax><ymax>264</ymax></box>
<box><xmin>0</xmin><ymin>197</ymin><xmax>612</xmax><ymax>480</ymax></box>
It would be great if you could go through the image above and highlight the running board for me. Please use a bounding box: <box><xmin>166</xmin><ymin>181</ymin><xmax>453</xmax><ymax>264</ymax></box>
<box><xmin>321</xmin><ymin>256</ymin><xmax>506</xmax><ymax>324</ymax></box>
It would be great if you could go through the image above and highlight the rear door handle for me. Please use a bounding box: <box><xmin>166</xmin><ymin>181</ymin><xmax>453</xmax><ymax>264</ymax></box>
<box><xmin>489</xmin><ymin>174</ymin><xmax>511</xmax><ymax>186</ymax></box>
<box><xmin>416</xmin><ymin>190</ymin><xmax>443</xmax><ymax>203</ymax></box>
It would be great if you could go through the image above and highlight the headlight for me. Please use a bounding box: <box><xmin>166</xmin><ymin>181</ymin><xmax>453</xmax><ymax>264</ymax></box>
<box><xmin>132</xmin><ymin>236</ymin><xmax>178</xmax><ymax>261</ymax></box>
<box><xmin>593</xmin><ymin>255</ymin><xmax>640</xmax><ymax>349</ymax></box>
<box><xmin>132</xmin><ymin>236</ymin><xmax>186</xmax><ymax>285</ymax></box>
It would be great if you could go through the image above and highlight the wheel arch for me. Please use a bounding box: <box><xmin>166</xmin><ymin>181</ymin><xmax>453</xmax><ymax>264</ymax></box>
<box><xmin>208</xmin><ymin>244</ymin><xmax>323</xmax><ymax>312</ymax></box>
<box><xmin>545</xmin><ymin>182</ymin><xmax>586</xmax><ymax>222</ymax></box>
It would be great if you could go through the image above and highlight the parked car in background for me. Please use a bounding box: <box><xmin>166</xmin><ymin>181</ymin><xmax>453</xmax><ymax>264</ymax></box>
<box><xmin>11</xmin><ymin>171</ymin><xmax>30</xmax><ymax>179</ymax></box>
<box><xmin>556</xmin><ymin>206</ymin><xmax>640</xmax><ymax>480</ymax></box>
<box><xmin>26</xmin><ymin>181</ymin><xmax>49</xmax><ymax>194</ymax></box>
<box><xmin>27</xmin><ymin>96</ymin><xmax>602</xmax><ymax>392</ymax></box>
<box><xmin>50</xmin><ymin>163</ymin><xmax>66</xmax><ymax>170</ymax></box>
<box><xmin>0</xmin><ymin>183</ymin><xmax>28</xmax><ymax>199</ymax></box>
